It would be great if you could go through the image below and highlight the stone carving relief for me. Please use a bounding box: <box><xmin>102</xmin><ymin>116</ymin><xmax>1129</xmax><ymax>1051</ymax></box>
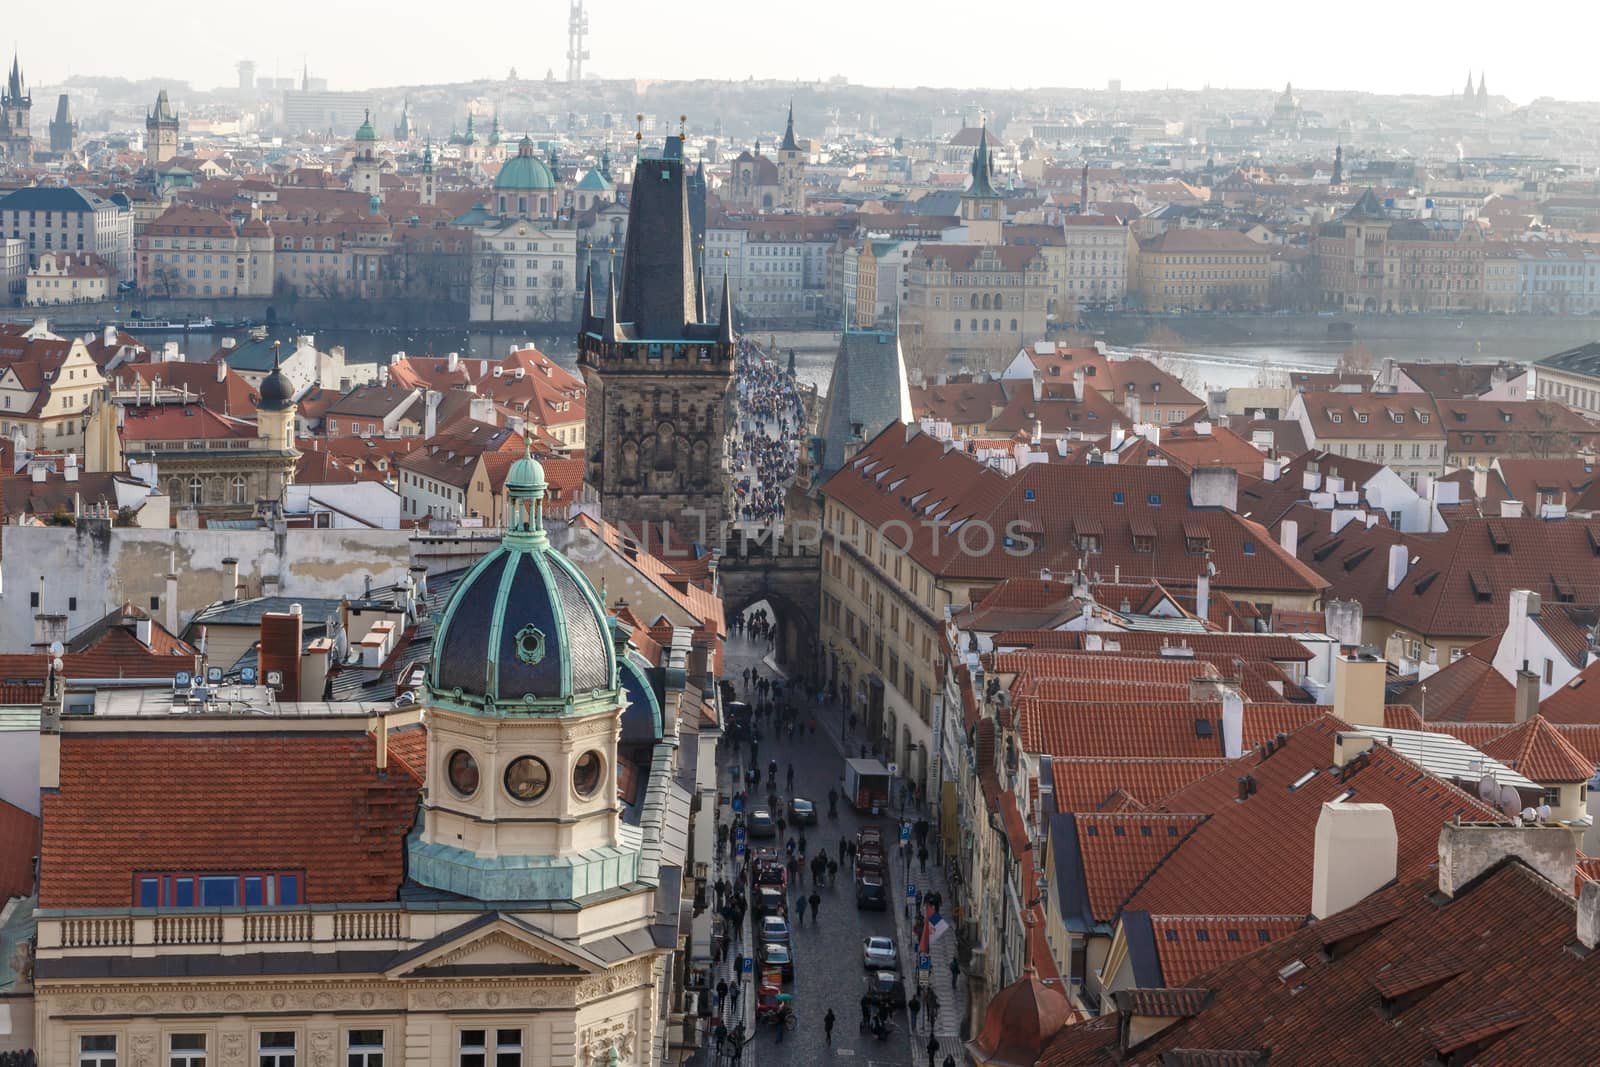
<box><xmin>579</xmin><ymin>1018</ymin><xmax>635</xmax><ymax>1065</ymax></box>
<box><xmin>309</xmin><ymin>1029</ymin><xmax>335</xmax><ymax>1067</ymax></box>
<box><xmin>220</xmin><ymin>1032</ymin><xmax>246</xmax><ymax>1067</ymax></box>
<box><xmin>130</xmin><ymin>1034</ymin><xmax>156</xmax><ymax>1067</ymax></box>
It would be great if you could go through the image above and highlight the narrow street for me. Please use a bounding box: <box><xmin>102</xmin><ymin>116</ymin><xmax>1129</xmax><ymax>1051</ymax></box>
<box><xmin>695</xmin><ymin>620</ymin><xmax>970</xmax><ymax>1067</ymax></box>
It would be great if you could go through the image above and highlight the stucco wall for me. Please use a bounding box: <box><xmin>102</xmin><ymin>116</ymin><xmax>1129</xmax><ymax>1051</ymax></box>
<box><xmin>0</xmin><ymin>523</ymin><xmax>415</xmax><ymax>648</ymax></box>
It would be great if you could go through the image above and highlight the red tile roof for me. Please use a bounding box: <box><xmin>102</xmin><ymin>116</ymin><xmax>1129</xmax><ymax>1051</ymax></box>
<box><xmin>0</xmin><ymin>798</ymin><xmax>39</xmax><ymax>901</ymax></box>
<box><xmin>1048</xmin><ymin>758</ymin><xmax>1231</xmax><ymax>812</ymax></box>
<box><xmin>1075</xmin><ymin>813</ymin><xmax>1206</xmax><ymax>922</ymax></box>
<box><xmin>1148</xmin><ymin>915</ymin><xmax>1306</xmax><ymax>985</ymax></box>
<box><xmin>40</xmin><ymin>730</ymin><xmax>421</xmax><ymax>907</ymax></box>
<box><xmin>1478</xmin><ymin>716</ymin><xmax>1597</xmax><ymax>782</ymax></box>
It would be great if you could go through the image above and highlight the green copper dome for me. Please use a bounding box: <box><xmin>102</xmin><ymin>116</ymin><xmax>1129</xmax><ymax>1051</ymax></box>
<box><xmin>496</xmin><ymin>136</ymin><xmax>556</xmax><ymax>192</ymax></box>
<box><xmin>354</xmin><ymin>109</ymin><xmax>377</xmax><ymax>142</ymax></box>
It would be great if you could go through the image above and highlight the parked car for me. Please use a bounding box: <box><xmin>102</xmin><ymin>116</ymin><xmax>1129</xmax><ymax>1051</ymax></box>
<box><xmin>759</xmin><ymin>940</ymin><xmax>794</xmax><ymax>979</ymax></box>
<box><xmin>754</xmin><ymin>886</ymin><xmax>786</xmax><ymax>918</ymax></box>
<box><xmin>761</xmin><ymin>914</ymin><xmax>791</xmax><ymax>946</ymax></box>
<box><xmin>864</xmin><ymin>969</ymin><xmax>907</xmax><ymax>1009</ymax></box>
<box><xmin>788</xmin><ymin>797</ymin><xmax>817</xmax><ymax>825</ymax></box>
<box><xmin>855</xmin><ymin>876</ymin><xmax>887</xmax><ymax>910</ymax></box>
<box><xmin>862</xmin><ymin>936</ymin><xmax>897</xmax><ymax>970</ymax></box>
<box><xmin>748</xmin><ymin>808</ymin><xmax>776</xmax><ymax>838</ymax></box>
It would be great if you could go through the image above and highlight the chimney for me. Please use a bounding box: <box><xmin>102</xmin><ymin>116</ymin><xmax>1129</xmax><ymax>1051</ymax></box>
<box><xmin>424</xmin><ymin>389</ymin><xmax>442</xmax><ymax>439</ymax></box>
<box><xmin>1385</xmin><ymin>544</ymin><xmax>1409</xmax><ymax>591</ymax></box>
<box><xmin>1280</xmin><ymin>519</ymin><xmax>1298</xmax><ymax>554</ymax></box>
<box><xmin>478</xmin><ymin>358</ymin><xmax>488</xmax><ymax>377</ymax></box>
<box><xmin>222</xmin><ymin>556</ymin><xmax>240</xmax><ymax>601</ymax></box>
<box><xmin>1333</xmin><ymin>651</ymin><xmax>1386</xmax><ymax>728</ymax></box>
<box><xmin>1220</xmin><ymin>688</ymin><xmax>1244</xmax><ymax>758</ymax></box>
<box><xmin>1332</xmin><ymin>730</ymin><xmax>1376</xmax><ymax>768</ymax></box>
<box><xmin>1514</xmin><ymin>669</ymin><xmax>1540</xmax><ymax>723</ymax></box>
<box><xmin>372</xmin><ymin>715</ymin><xmax>390</xmax><ymax>771</ymax></box>
<box><xmin>301</xmin><ymin>636</ymin><xmax>333</xmax><ymax>701</ymax></box>
<box><xmin>1311</xmin><ymin>802</ymin><xmax>1397</xmax><ymax>919</ymax></box>
<box><xmin>1580</xmin><ymin>880</ymin><xmax>1600</xmax><ymax>949</ymax></box>
<box><xmin>103</xmin><ymin>324</ymin><xmax>117</xmax><ymax>349</ymax></box>
<box><xmin>1263</xmin><ymin>458</ymin><xmax>1281</xmax><ymax>482</ymax></box>
<box><xmin>468</xmin><ymin>396</ymin><xmax>496</xmax><ymax>426</ymax></box>
<box><xmin>1195</xmin><ymin>572</ymin><xmax>1211</xmax><ymax>622</ymax></box>
<box><xmin>446</xmin><ymin>351</ymin><xmax>460</xmax><ymax>372</ymax></box>
<box><xmin>258</xmin><ymin>610</ymin><xmax>304</xmax><ymax>702</ymax></box>
<box><xmin>63</xmin><ymin>453</ymin><xmax>78</xmax><ymax>483</ymax></box>
<box><xmin>1073</xmin><ymin>367</ymin><xmax>1085</xmax><ymax>400</ymax></box>
<box><xmin>1437</xmin><ymin>822</ymin><xmax>1576</xmax><ymax>899</ymax></box>
<box><xmin>135</xmin><ymin>615</ymin><xmax>153</xmax><ymax>647</ymax></box>
<box><xmin>164</xmin><ymin>568</ymin><xmax>178</xmax><ymax>635</ymax></box>
<box><xmin>1188</xmin><ymin>466</ymin><xmax>1238</xmax><ymax>512</ymax></box>
<box><xmin>215</xmin><ymin>359</ymin><xmax>227</xmax><ymax>383</ymax></box>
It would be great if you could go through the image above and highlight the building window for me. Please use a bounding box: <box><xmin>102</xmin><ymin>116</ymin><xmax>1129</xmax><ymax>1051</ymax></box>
<box><xmin>79</xmin><ymin>1036</ymin><xmax>118</xmax><ymax>1066</ymax></box>
<box><xmin>347</xmin><ymin>1030</ymin><xmax>384</xmax><ymax>1067</ymax></box>
<box><xmin>258</xmin><ymin>1032</ymin><xmax>296</xmax><ymax>1067</ymax></box>
<box><xmin>458</xmin><ymin>1029</ymin><xmax>522</xmax><ymax>1067</ymax></box>
<box><xmin>188</xmin><ymin>476</ymin><xmax>203</xmax><ymax>505</ymax></box>
<box><xmin>133</xmin><ymin>871</ymin><xmax>301</xmax><ymax>906</ymax></box>
<box><xmin>169</xmin><ymin>1034</ymin><xmax>207</xmax><ymax>1067</ymax></box>
<box><xmin>232</xmin><ymin>475</ymin><xmax>248</xmax><ymax>504</ymax></box>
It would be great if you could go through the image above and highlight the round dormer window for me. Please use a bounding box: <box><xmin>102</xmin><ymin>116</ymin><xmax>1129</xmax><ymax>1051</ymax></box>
<box><xmin>515</xmin><ymin>625</ymin><xmax>546</xmax><ymax>665</ymax></box>
<box><xmin>573</xmin><ymin>750</ymin><xmax>604</xmax><ymax>798</ymax></box>
<box><xmin>446</xmin><ymin>750</ymin><xmax>480</xmax><ymax>797</ymax></box>
<box><xmin>504</xmin><ymin>756</ymin><xmax>551</xmax><ymax>802</ymax></box>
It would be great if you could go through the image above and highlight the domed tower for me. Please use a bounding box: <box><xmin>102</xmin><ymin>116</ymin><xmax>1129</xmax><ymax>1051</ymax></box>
<box><xmin>350</xmin><ymin>109</ymin><xmax>381</xmax><ymax>199</ymax></box>
<box><xmin>411</xmin><ymin>444</ymin><xmax>641</xmax><ymax>899</ymax></box>
<box><xmin>495</xmin><ymin>135</ymin><xmax>557</xmax><ymax>219</ymax></box>
<box><xmin>967</xmin><ymin>920</ymin><xmax>1074</xmax><ymax>1067</ymax></box>
<box><xmin>255</xmin><ymin>347</ymin><xmax>297</xmax><ymax>452</ymax></box>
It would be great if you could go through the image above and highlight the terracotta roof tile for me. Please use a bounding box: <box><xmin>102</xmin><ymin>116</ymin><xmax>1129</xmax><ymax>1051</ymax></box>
<box><xmin>40</xmin><ymin>731</ymin><xmax>421</xmax><ymax>907</ymax></box>
<box><xmin>1149</xmin><ymin>915</ymin><xmax>1305</xmax><ymax>985</ymax></box>
<box><xmin>1478</xmin><ymin>716</ymin><xmax>1596</xmax><ymax>782</ymax></box>
<box><xmin>1075</xmin><ymin>813</ymin><xmax>1206</xmax><ymax>922</ymax></box>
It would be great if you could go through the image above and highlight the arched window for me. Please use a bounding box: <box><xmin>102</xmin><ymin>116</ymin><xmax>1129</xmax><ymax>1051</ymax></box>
<box><xmin>518</xmin><ymin>196</ymin><xmax>528</xmax><ymax>215</ymax></box>
<box><xmin>954</xmin><ymin>318</ymin><xmax>961</xmax><ymax>332</ymax></box>
<box><xmin>231</xmin><ymin>475</ymin><xmax>248</xmax><ymax>504</ymax></box>
<box><xmin>970</xmin><ymin>319</ymin><xmax>977</xmax><ymax>332</ymax></box>
<box><xmin>981</xmin><ymin>319</ymin><xmax>990</xmax><ymax>332</ymax></box>
<box><xmin>994</xmin><ymin>292</ymin><xmax>1004</xmax><ymax>309</ymax></box>
<box><xmin>539</xmin><ymin>197</ymin><xmax>549</xmax><ymax>215</ymax></box>
<box><xmin>188</xmin><ymin>477</ymin><xmax>203</xmax><ymax>505</ymax></box>
<box><xmin>980</xmin><ymin>294</ymin><xmax>990</xmax><ymax>310</ymax></box>
<box><xmin>498</xmin><ymin>195</ymin><xmax>507</xmax><ymax>214</ymax></box>
<box><xmin>1010</xmin><ymin>318</ymin><xmax>1018</xmax><ymax>331</ymax></box>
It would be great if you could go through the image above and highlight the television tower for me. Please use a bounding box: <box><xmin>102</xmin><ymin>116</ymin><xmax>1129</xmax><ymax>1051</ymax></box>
<box><xmin>567</xmin><ymin>1</ymin><xmax>590</xmax><ymax>83</ymax></box>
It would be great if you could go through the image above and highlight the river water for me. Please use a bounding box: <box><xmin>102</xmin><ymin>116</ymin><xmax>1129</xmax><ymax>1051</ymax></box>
<box><xmin>133</xmin><ymin>325</ymin><xmax>1573</xmax><ymax>399</ymax></box>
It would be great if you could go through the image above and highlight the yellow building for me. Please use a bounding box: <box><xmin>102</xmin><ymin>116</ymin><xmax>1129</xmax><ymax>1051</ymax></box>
<box><xmin>1134</xmin><ymin>228</ymin><xmax>1270</xmax><ymax>310</ymax></box>
<box><xmin>24</xmin><ymin>252</ymin><xmax>112</xmax><ymax>306</ymax></box>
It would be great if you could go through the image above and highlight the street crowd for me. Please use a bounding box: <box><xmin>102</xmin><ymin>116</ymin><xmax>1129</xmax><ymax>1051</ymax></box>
<box><xmin>730</xmin><ymin>340</ymin><xmax>804</xmax><ymax>526</ymax></box>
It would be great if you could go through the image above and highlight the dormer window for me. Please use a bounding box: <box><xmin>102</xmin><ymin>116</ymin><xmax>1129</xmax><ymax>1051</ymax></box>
<box><xmin>1356</xmin><ymin>412</ymin><xmax>1368</xmax><ymax>424</ymax></box>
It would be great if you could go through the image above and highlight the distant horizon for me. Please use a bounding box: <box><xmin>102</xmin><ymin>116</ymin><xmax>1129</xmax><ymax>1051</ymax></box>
<box><xmin>15</xmin><ymin>0</ymin><xmax>1600</xmax><ymax>107</ymax></box>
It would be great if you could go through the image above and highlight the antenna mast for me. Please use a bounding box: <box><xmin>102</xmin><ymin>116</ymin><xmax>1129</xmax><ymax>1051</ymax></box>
<box><xmin>566</xmin><ymin>1</ymin><xmax>590</xmax><ymax>83</ymax></box>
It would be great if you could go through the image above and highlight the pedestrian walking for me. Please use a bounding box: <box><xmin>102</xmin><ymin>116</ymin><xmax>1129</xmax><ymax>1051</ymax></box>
<box><xmin>926</xmin><ymin>990</ymin><xmax>940</xmax><ymax>1030</ymax></box>
<box><xmin>908</xmin><ymin>993</ymin><xmax>921</xmax><ymax>1033</ymax></box>
<box><xmin>949</xmin><ymin>956</ymin><xmax>960</xmax><ymax>989</ymax></box>
<box><xmin>944</xmin><ymin>1057</ymin><xmax>957</xmax><ymax>1067</ymax></box>
<box><xmin>824</xmin><ymin>1008</ymin><xmax>836</xmax><ymax>1045</ymax></box>
<box><xmin>729</xmin><ymin>982</ymin><xmax>742</xmax><ymax>1014</ymax></box>
<box><xmin>859</xmin><ymin>994</ymin><xmax>871</xmax><ymax>1027</ymax></box>
<box><xmin>717</xmin><ymin>978</ymin><xmax>728</xmax><ymax>1012</ymax></box>
<box><xmin>918</xmin><ymin>845</ymin><xmax>929</xmax><ymax>873</ymax></box>
<box><xmin>927</xmin><ymin>1034</ymin><xmax>940</xmax><ymax>1067</ymax></box>
<box><xmin>809</xmin><ymin>891</ymin><xmax>820</xmax><ymax>922</ymax></box>
<box><xmin>828</xmin><ymin>858</ymin><xmax>839</xmax><ymax>886</ymax></box>
<box><xmin>713</xmin><ymin>1021</ymin><xmax>727</xmax><ymax>1057</ymax></box>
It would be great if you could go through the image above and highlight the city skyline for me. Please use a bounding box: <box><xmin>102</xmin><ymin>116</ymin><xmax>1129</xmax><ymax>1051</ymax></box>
<box><xmin>16</xmin><ymin>0</ymin><xmax>1600</xmax><ymax>105</ymax></box>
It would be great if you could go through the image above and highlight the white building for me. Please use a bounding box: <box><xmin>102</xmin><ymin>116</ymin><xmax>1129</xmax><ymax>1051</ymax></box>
<box><xmin>466</xmin><ymin>137</ymin><xmax>579</xmax><ymax>324</ymax></box>
<box><xmin>0</xmin><ymin>185</ymin><xmax>134</xmax><ymax>280</ymax></box>
<box><xmin>25</xmin><ymin>251</ymin><xmax>113</xmax><ymax>305</ymax></box>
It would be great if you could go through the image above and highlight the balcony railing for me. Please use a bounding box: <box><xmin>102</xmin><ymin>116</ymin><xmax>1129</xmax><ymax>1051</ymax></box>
<box><xmin>50</xmin><ymin>905</ymin><xmax>407</xmax><ymax>952</ymax></box>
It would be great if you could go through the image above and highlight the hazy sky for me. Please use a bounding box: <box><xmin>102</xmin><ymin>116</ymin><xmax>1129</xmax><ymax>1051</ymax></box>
<box><xmin>20</xmin><ymin>0</ymin><xmax>1595</xmax><ymax>103</ymax></box>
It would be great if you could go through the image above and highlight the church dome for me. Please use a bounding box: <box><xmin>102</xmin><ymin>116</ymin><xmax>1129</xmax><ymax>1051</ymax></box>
<box><xmin>496</xmin><ymin>136</ymin><xmax>556</xmax><ymax>192</ymax></box>
<box><xmin>257</xmin><ymin>361</ymin><xmax>294</xmax><ymax>411</ymax></box>
<box><xmin>354</xmin><ymin>109</ymin><xmax>377</xmax><ymax>143</ymax></box>
<box><xmin>426</xmin><ymin>449</ymin><xmax>615</xmax><ymax>712</ymax></box>
<box><xmin>967</xmin><ymin>971</ymin><xmax>1073</xmax><ymax>1067</ymax></box>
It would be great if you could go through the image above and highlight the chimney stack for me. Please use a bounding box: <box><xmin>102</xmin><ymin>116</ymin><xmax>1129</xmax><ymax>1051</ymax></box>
<box><xmin>1514</xmin><ymin>669</ymin><xmax>1540</xmax><ymax>723</ymax></box>
<box><xmin>1311</xmin><ymin>802</ymin><xmax>1397</xmax><ymax>919</ymax></box>
<box><xmin>1333</xmin><ymin>650</ymin><xmax>1386</xmax><ymax>728</ymax></box>
<box><xmin>1437</xmin><ymin>822</ymin><xmax>1575</xmax><ymax>899</ymax></box>
<box><xmin>1386</xmin><ymin>544</ymin><xmax>1409</xmax><ymax>591</ymax></box>
<box><xmin>164</xmin><ymin>568</ymin><xmax>178</xmax><ymax>635</ymax></box>
<box><xmin>1279</xmin><ymin>519</ymin><xmax>1298</xmax><ymax>554</ymax></box>
<box><xmin>1221</xmin><ymin>689</ymin><xmax>1244</xmax><ymax>758</ymax></box>
<box><xmin>222</xmin><ymin>556</ymin><xmax>240</xmax><ymax>602</ymax></box>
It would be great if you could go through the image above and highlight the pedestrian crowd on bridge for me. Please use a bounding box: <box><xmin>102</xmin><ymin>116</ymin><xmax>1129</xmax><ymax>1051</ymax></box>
<box><xmin>730</xmin><ymin>340</ymin><xmax>804</xmax><ymax>526</ymax></box>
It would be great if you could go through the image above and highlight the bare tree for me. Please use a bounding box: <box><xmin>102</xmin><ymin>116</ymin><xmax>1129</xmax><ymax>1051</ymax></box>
<box><xmin>1337</xmin><ymin>342</ymin><xmax>1374</xmax><ymax>376</ymax></box>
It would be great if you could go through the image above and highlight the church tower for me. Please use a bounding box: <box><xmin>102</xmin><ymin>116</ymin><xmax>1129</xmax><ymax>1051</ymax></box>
<box><xmin>48</xmin><ymin>94</ymin><xmax>75</xmax><ymax>155</ymax></box>
<box><xmin>959</xmin><ymin>125</ymin><xmax>1004</xmax><ymax>245</ymax></box>
<box><xmin>578</xmin><ymin>139</ymin><xmax>735</xmax><ymax>546</ymax></box>
<box><xmin>0</xmin><ymin>51</ymin><xmax>31</xmax><ymax>163</ymax></box>
<box><xmin>420</xmin><ymin>142</ymin><xmax>436</xmax><ymax>206</ymax></box>
<box><xmin>776</xmin><ymin>104</ymin><xmax>806</xmax><ymax>212</ymax></box>
<box><xmin>350</xmin><ymin>109</ymin><xmax>381</xmax><ymax>199</ymax></box>
<box><xmin>145</xmin><ymin>89</ymin><xmax>179</xmax><ymax>168</ymax></box>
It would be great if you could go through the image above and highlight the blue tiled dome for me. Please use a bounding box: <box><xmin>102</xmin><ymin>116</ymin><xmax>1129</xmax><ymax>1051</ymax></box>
<box><xmin>425</xmin><ymin>451</ymin><xmax>615</xmax><ymax>712</ymax></box>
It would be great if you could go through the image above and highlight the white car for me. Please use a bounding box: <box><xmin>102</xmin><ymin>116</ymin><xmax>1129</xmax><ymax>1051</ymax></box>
<box><xmin>862</xmin><ymin>935</ymin><xmax>897</xmax><ymax>970</ymax></box>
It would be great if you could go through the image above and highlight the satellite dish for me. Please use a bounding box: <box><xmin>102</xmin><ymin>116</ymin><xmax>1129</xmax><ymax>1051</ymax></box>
<box><xmin>394</xmin><ymin>691</ymin><xmax>417</xmax><ymax>707</ymax></box>
<box><xmin>175</xmin><ymin>671</ymin><xmax>192</xmax><ymax>688</ymax></box>
<box><xmin>266</xmin><ymin>670</ymin><xmax>283</xmax><ymax>688</ymax></box>
<box><xmin>48</xmin><ymin>640</ymin><xmax>64</xmax><ymax>657</ymax></box>
<box><xmin>1477</xmin><ymin>774</ymin><xmax>1498</xmax><ymax>802</ymax></box>
<box><xmin>1537</xmin><ymin>803</ymin><xmax>1552</xmax><ymax>824</ymax></box>
<box><xmin>240</xmin><ymin>667</ymin><xmax>257</xmax><ymax>684</ymax></box>
<box><xmin>1496</xmin><ymin>784</ymin><xmax>1520</xmax><ymax>815</ymax></box>
<box><xmin>1521</xmin><ymin>807</ymin><xmax>1538</xmax><ymax>823</ymax></box>
<box><xmin>206</xmin><ymin>666</ymin><xmax>223</xmax><ymax>684</ymax></box>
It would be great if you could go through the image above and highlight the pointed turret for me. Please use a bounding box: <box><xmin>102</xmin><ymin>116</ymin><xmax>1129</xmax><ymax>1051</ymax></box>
<box><xmin>781</xmin><ymin>102</ymin><xmax>799</xmax><ymax>152</ymax></box>
<box><xmin>694</xmin><ymin>257</ymin><xmax>707</xmax><ymax>324</ymax></box>
<box><xmin>5</xmin><ymin>52</ymin><xmax>25</xmax><ymax>105</ymax></box>
<box><xmin>964</xmin><ymin>124</ymin><xmax>1000</xmax><ymax>200</ymax></box>
<box><xmin>1477</xmin><ymin>73</ymin><xmax>1488</xmax><ymax>101</ymax></box>
<box><xmin>422</xmin><ymin>141</ymin><xmax>434</xmax><ymax>172</ymax></box>
<box><xmin>1464</xmin><ymin>70</ymin><xmax>1475</xmax><ymax>98</ymax></box>
<box><xmin>604</xmin><ymin>258</ymin><xmax>621</xmax><ymax>341</ymax></box>
<box><xmin>581</xmin><ymin>262</ymin><xmax>595</xmax><ymax>327</ymax></box>
<box><xmin>718</xmin><ymin>273</ymin><xmax>735</xmax><ymax>344</ymax></box>
<box><xmin>1331</xmin><ymin>145</ymin><xmax>1344</xmax><ymax>186</ymax></box>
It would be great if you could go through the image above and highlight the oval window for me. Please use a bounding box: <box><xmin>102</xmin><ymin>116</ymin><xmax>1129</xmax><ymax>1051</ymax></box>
<box><xmin>504</xmin><ymin>756</ymin><xmax>551</xmax><ymax>802</ymax></box>
<box><xmin>573</xmin><ymin>750</ymin><xmax>604</xmax><ymax>798</ymax></box>
<box><xmin>446</xmin><ymin>750</ymin><xmax>479</xmax><ymax>797</ymax></box>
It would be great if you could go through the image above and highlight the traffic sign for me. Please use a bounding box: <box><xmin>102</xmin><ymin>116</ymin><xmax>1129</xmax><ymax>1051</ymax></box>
<box><xmin>887</xmin><ymin>762</ymin><xmax>899</xmax><ymax>777</ymax></box>
<box><xmin>906</xmin><ymin>883</ymin><xmax>917</xmax><ymax>899</ymax></box>
<box><xmin>899</xmin><ymin>824</ymin><xmax>911</xmax><ymax>843</ymax></box>
<box><xmin>736</xmin><ymin>842</ymin><xmax>747</xmax><ymax>857</ymax></box>
<box><xmin>742</xmin><ymin>956</ymin><xmax>754</xmax><ymax>974</ymax></box>
<box><xmin>917</xmin><ymin>953</ymin><xmax>931</xmax><ymax>971</ymax></box>
<box><xmin>732</xmin><ymin>796</ymin><xmax>744</xmax><ymax>813</ymax></box>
